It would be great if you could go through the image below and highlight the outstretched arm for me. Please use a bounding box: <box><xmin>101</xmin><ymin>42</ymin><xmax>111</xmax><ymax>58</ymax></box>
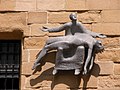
<box><xmin>83</xmin><ymin>45</ymin><xmax>93</xmax><ymax>75</ymax></box>
<box><xmin>85</xmin><ymin>30</ymin><xmax>106</xmax><ymax>38</ymax></box>
<box><xmin>41</xmin><ymin>23</ymin><xmax>69</xmax><ymax>32</ymax></box>
<box><xmin>78</xmin><ymin>22</ymin><xmax>106</xmax><ymax>38</ymax></box>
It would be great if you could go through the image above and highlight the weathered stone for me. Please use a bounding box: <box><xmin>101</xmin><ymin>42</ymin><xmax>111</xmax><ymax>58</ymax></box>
<box><xmin>98</xmin><ymin>49</ymin><xmax>120</xmax><ymax>62</ymax></box>
<box><xmin>21</xmin><ymin>75</ymin><xmax>26</xmax><ymax>89</ymax></box>
<box><xmin>48</xmin><ymin>12</ymin><xmax>71</xmax><ymax>23</ymax></box>
<box><xmin>65</xmin><ymin>0</ymin><xmax>86</xmax><ymax>10</ymax></box>
<box><xmin>28</xmin><ymin>12</ymin><xmax>47</xmax><ymax>24</ymax></box>
<box><xmin>22</xmin><ymin>61</ymin><xmax>55</xmax><ymax>75</ymax></box>
<box><xmin>98</xmin><ymin>89</ymin><xmax>120</xmax><ymax>90</ymax></box>
<box><xmin>29</xmin><ymin>49</ymin><xmax>40</xmax><ymax>62</ymax></box>
<box><xmin>92</xmin><ymin>23</ymin><xmax>120</xmax><ymax>35</ymax></box>
<box><xmin>93</xmin><ymin>61</ymin><xmax>114</xmax><ymax>75</ymax></box>
<box><xmin>24</xmin><ymin>36</ymin><xmax>48</xmax><ymax>49</ymax></box>
<box><xmin>98</xmin><ymin>75</ymin><xmax>120</xmax><ymax>89</ymax></box>
<box><xmin>86</xmin><ymin>0</ymin><xmax>120</xmax><ymax>10</ymax></box>
<box><xmin>26</xmin><ymin>74</ymin><xmax>53</xmax><ymax>88</ymax></box>
<box><xmin>102</xmin><ymin>10</ymin><xmax>120</xmax><ymax>23</ymax></box>
<box><xmin>114</xmin><ymin>64</ymin><xmax>120</xmax><ymax>75</ymax></box>
<box><xmin>67</xmin><ymin>88</ymin><xmax>98</xmax><ymax>90</ymax></box>
<box><xmin>98</xmin><ymin>75</ymin><xmax>114</xmax><ymax>89</ymax></box>
<box><xmin>86</xmin><ymin>0</ymin><xmax>110</xmax><ymax>10</ymax></box>
<box><xmin>0</xmin><ymin>0</ymin><xmax>16</xmax><ymax>11</ymax></box>
<box><xmin>0</xmin><ymin>12</ymin><xmax>27</xmax><ymax>33</ymax></box>
<box><xmin>78</xmin><ymin>11</ymin><xmax>101</xmax><ymax>23</ymax></box>
<box><xmin>109</xmin><ymin>0</ymin><xmax>120</xmax><ymax>9</ymax></box>
<box><xmin>83</xmin><ymin>24</ymin><xmax>92</xmax><ymax>30</ymax></box>
<box><xmin>37</xmin><ymin>0</ymin><xmax>65</xmax><ymax>11</ymax></box>
<box><xmin>22</xmin><ymin>49</ymin><xmax>29</xmax><ymax>62</ymax></box>
<box><xmin>42</xmin><ymin>87</ymin><xmax>51</xmax><ymax>90</ymax></box>
<box><xmin>24</xmin><ymin>26</ymin><xmax>30</xmax><ymax>37</ymax></box>
<box><xmin>30</xmin><ymin>24</ymin><xmax>48</xmax><ymax>37</ymax></box>
<box><xmin>21</xmin><ymin>62</ymin><xmax>33</xmax><ymax>75</ymax></box>
<box><xmin>101</xmin><ymin>37</ymin><xmax>120</xmax><ymax>49</ymax></box>
<box><xmin>15</xmin><ymin>1</ymin><xmax>36</xmax><ymax>11</ymax></box>
<box><xmin>80</xmin><ymin>75</ymin><xmax>97</xmax><ymax>88</ymax></box>
<box><xmin>0</xmin><ymin>12</ymin><xmax>27</xmax><ymax>25</ymax></box>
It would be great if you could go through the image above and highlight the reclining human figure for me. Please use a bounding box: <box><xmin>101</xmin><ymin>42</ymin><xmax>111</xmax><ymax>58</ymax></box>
<box><xmin>32</xmin><ymin>13</ymin><xmax>106</xmax><ymax>75</ymax></box>
<box><xmin>32</xmin><ymin>33</ymin><xmax>104</xmax><ymax>75</ymax></box>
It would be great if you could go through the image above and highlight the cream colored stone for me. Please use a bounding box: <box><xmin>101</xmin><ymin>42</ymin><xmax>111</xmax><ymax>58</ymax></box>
<box><xmin>98</xmin><ymin>49</ymin><xmax>120</xmax><ymax>62</ymax></box>
<box><xmin>92</xmin><ymin>23</ymin><xmax>120</xmax><ymax>35</ymax></box>
<box><xmin>29</xmin><ymin>49</ymin><xmax>40</xmax><ymax>62</ymax></box>
<box><xmin>26</xmin><ymin>74</ymin><xmax>53</xmax><ymax>88</ymax></box>
<box><xmin>21</xmin><ymin>61</ymin><xmax>55</xmax><ymax>75</ymax></box>
<box><xmin>86</xmin><ymin>0</ymin><xmax>110</xmax><ymax>10</ymax></box>
<box><xmin>37</xmin><ymin>0</ymin><xmax>65</xmax><ymax>11</ymax></box>
<box><xmin>28</xmin><ymin>12</ymin><xmax>47</xmax><ymax>24</ymax></box>
<box><xmin>102</xmin><ymin>10</ymin><xmax>120</xmax><ymax>23</ymax></box>
<box><xmin>98</xmin><ymin>75</ymin><xmax>120</xmax><ymax>89</ymax></box>
<box><xmin>30</xmin><ymin>24</ymin><xmax>48</xmax><ymax>37</ymax></box>
<box><xmin>86</xmin><ymin>0</ymin><xmax>120</xmax><ymax>10</ymax></box>
<box><xmin>65</xmin><ymin>0</ymin><xmax>86</xmax><ymax>10</ymax></box>
<box><xmin>20</xmin><ymin>75</ymin><xmax>26</xmax><ymax>89</ymax></box>
<box><xmin>95</xmin><ymin>61</ymin><xmax>113</xmax><ymax>75</ymax></box>
<box><xmin>78</xmin><ymin>11</ymin><xmax>101</xmax><ymax>23</ymax></box>
<box><xmin>0</xmin><ymin>12</ymin><xmax>27</xmax><ymax>33</ymax></box>
<box><xmin>0</xmin><ymin>0</ymin><xmax>16</xmax><ymax>11</ymax></box>
<box><xmin>22</xmin><ymin>49</ymin><xmax>29</xmax><ymax>62</ymax></box>
<box><xmin>114</xmin><ymin>64</ymin><xmax>120</xmax><ymax>75</ymax></box>
<box><xmin>24</xmin><ymin>36</ymin><xmax>48</xmax><ymax>49</ymax></box>
<box><xmin>15</xmin><ymin>1</ymin><xmax>36</xmax><ymax>11</ymax></box>
<box><xmin>48</xmin><ymin>12</ymin><xmax>71</xmax><ymax>23</ymax></box>
<box><xmin>80</xmin><ymin>75</ymin><xmax>97</xmax><ymax>88</ymax></box>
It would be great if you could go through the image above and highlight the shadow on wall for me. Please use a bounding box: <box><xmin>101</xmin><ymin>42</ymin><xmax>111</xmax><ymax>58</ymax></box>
<box><xmin>30</xmin><ymin>51</ymin><xmax>100</xmax><ymax>90</ymax></box>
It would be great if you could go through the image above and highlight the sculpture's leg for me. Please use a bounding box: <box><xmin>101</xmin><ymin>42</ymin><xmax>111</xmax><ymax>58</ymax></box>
<box><xmin>53</xmin><ymin>47</ymin><xmax>64</xmax><ymax>75</ymax></box>
<box><xmin>32</xmin><ymin>38</ymin><xmax>63</xmax><ymax>70</ymax></box>
<box><xmin>83</xmin><ymin>45</ymin><xmax>93</xmax><ymax>75</ymax></box>
<box><xmin>32</xmin><ymin>45</ymin><xmax>49</xmax><ymax>70</ymax></box>
<box><xmin>74</xmin><ymin>46</ymin><xmax>84</xmax><ymax>75</ymax></box>
<box><xmin>88</xmin><ymin>52</ymin><xmax>95</xmax><ymax>72</ymax></box>
<box><xmin>75</xmin><ymin>69</ymin><xmax>81</xmax><ymax>75</ymax></box>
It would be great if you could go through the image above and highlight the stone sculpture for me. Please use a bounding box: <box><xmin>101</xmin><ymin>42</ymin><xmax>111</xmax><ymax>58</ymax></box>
<box><xmin>32</xmin><ymin>13</ymin><xmax>106</xmax><ymax>75</ymax></box>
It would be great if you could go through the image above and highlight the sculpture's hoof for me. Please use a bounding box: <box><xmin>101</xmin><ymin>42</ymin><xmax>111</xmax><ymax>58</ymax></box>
<box><xmin>32</xmin><ymin>63</ymin><xmax>40</xmax><ymax>70</ymax></box>
<box><xmin>74</xmin><ymin>69</ymin><xmax>80</xmax><ymax>75</ymax></box>
<box><xmin>52</xmin><ymin>69</ymin><xmax>58</xmax><ymax>75</ymax></box>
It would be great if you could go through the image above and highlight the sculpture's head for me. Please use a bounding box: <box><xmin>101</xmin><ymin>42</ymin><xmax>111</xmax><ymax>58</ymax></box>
<box><xmin>69</xmin><ymin>13</ymin><xmax>77</xmax><ymax>21</ymax></box>
<box><xmin>94</xmin><ymin>40</ymin><xmax>104</xmax><ymax>53</ymax></box>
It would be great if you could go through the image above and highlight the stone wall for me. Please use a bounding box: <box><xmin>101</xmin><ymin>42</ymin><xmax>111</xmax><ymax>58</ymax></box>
<box><xmin>0</xmin><ymin>0</ymin><xmax>120</xmax><ymax>90</ymax></box>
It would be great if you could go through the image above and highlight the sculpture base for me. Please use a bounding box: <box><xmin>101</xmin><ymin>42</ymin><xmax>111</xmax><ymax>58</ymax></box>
<box><xmin>55</xmin><ymin>46</ymin><xmax>84</xmax><ymax>71</ymax></box>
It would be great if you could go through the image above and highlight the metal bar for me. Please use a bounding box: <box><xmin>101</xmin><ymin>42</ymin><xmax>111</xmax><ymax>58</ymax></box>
<box><xmin>0</xmin><ymin>40</ymin><xmax>21</xmax><ymax>90</ymax></box>
<box><xmin>4</xmin><ymin>78</ymin><xmax>7</xmax><ymax>90</ymax></box>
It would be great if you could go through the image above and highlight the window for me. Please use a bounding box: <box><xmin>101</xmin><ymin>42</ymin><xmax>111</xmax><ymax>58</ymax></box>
<box><xmin>0</xmin><ymin>40</ymin><xmax>21</xmax><ymax>90</ymax></box>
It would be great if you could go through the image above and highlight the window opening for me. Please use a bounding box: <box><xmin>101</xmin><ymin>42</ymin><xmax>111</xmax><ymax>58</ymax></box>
<box><xmin>0</xmin><ymin>40</ymin><xmax>21</xmax><ymax>90</ymax></box>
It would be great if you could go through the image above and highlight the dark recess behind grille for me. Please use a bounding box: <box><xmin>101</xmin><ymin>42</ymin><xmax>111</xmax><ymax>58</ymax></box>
<box><xmin>0</xmin><ymin>40</ymin><xmax>21</xmax><ymax>90</ymax></box>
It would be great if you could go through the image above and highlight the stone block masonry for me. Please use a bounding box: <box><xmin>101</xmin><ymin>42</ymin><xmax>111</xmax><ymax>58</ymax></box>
<box><xmin>0</xmin><ymin>0</ymin><xmax>120</xmax><ymax>90</ymax></box>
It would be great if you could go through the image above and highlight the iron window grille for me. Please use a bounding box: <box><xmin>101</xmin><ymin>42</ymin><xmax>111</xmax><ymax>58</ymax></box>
<box><xmin>0</xmin><ymin>40</ymin><xmax>21</xmax><ymax>90</ymax></box>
